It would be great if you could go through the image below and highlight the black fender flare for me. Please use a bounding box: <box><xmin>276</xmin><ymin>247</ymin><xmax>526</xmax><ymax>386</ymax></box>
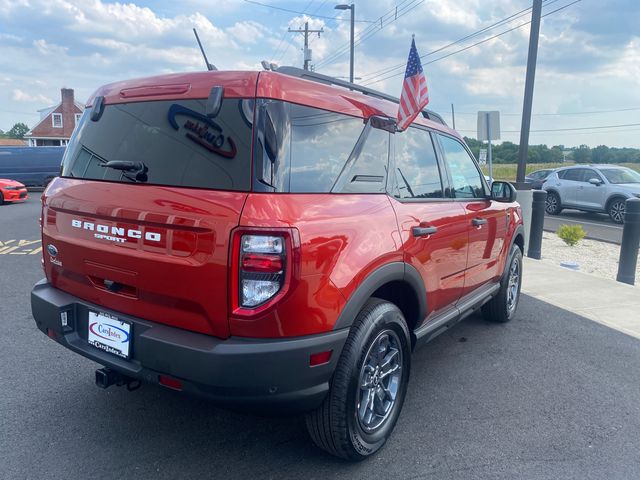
<box><xmin>333</xmin><ymin>262</ymin><xmax>427</xmax><ymax>331</ymax></box>
<box><xmin>509</xmin><ymin>224</ymin><xmax>525</xmax><ymax>254</ymax></box>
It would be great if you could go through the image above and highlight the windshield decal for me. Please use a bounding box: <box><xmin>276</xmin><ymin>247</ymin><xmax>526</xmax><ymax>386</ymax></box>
<box><xmin>167</xmin><ymin>104</ymin><xmax>237</xmax><ymax>159</ymax></box>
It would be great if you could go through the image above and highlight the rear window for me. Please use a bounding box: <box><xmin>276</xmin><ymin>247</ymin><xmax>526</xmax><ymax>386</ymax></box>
<box><xmin>61</xmin><ymin>99</ymin><xmax>254</xmax><ymax>190</ymax></box>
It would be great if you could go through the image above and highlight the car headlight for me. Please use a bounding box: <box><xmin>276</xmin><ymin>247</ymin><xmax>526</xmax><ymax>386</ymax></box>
<box><xmin>3</xmin><ymin>186</ymin><xmax>22</xmax><ymax>190</ymax></box>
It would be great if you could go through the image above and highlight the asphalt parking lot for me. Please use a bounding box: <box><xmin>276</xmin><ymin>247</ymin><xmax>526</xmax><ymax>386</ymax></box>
<box><xmin>2</xmin><ymin>198</ymin><xmax>640</xmax><ymax>479</ymax></box>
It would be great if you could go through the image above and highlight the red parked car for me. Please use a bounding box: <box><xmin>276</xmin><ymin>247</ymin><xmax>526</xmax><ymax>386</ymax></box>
<box><xmin>31</xmin><ymin>67</ymin><xmax>524</xmax><ymax>460</ymax></box>
<box><xmin>0</xmin><ymin>178</ymin><xmax>28</xmax><ymax>204</ymax></box>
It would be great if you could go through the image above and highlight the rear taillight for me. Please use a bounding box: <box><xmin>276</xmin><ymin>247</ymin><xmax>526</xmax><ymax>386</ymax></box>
<box><xmin>239</xmin><ymin>234</ymin><xmax>285</xmax><ymax>308</ymax></box>
<box><xmin>230</xmin><ymin>229</ymin><xmax>299</xmax><ymax>315</ymax></box>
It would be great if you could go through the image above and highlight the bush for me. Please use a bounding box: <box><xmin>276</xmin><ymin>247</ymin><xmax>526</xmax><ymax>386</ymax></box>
<box><xmin>556</xmin><ymin>224</ymin><xmax>586</xmax><ymax>246</ymax></box>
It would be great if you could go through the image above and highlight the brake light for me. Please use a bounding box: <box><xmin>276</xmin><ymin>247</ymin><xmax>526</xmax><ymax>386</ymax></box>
<box><xmin>239</xmin><ymin>234</ymin><xmax>286</xmax><ymax>308</ymax></box>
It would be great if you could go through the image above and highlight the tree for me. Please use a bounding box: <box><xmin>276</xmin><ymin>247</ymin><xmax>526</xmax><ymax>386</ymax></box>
<box><xmin>7</xmin><ymin>122</ymin><xmax>29</xmax><ymax>139</ymax></box>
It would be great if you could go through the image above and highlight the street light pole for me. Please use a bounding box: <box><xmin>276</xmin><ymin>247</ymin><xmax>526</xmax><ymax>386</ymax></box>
<box><xmin>335</xmin><ymin>3</ymin><xmax>355</xmax><ymax>83</ymax></box>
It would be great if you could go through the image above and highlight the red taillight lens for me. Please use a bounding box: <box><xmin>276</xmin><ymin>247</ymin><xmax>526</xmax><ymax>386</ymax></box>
<box><xmin>241</xmin><ymin>253</ymin><xmax>283</xmax><ymax>273</ymax></box>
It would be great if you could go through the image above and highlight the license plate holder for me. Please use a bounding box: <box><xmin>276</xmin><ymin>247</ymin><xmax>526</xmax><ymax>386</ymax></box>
<box><xmin>87</xmin><ymin>311</ymin><xmax>132</xmax><ymax>359</ymax></box>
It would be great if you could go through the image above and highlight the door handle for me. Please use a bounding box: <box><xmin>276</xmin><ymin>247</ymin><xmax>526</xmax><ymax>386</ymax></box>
<box><xmin>412</xmin><ymin>226</ymin><xmax>438</xmax><ymax>237</ymax></box>
<box><xmin>472</xmin><ymin>218</ymin><xmax>487</xmax><ymax>227</ymax></box>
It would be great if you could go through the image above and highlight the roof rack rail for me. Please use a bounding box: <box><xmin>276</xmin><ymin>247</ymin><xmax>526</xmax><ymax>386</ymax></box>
<box><xmin>275</xmin><ymin>66</ymin><xmax>447</xmax><ymax>127</ymax></box>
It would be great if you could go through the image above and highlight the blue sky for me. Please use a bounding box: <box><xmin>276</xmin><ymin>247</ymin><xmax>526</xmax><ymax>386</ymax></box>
<box><xmin>0</xmin><ymin>0</ymin><xmax>639</xmax><ymax>148</ymax></box>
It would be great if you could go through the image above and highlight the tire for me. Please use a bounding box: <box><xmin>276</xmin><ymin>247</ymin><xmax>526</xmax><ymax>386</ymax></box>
<box><xmin>607</xmin><ymin>197</ymin><xmax>626</xmax><ymax>224</ymax></box>
<box><xmin>545</xmin><ymin>191</ymin><xmax>562</xmax><ymax>215</ymax></box>
<box><xmin>482</xmin><ymin>244</ymin><xmax>523</xmax><ymax>323</ymax></box>
<box><xmin>305</xmin><ymin>298</ymin><xmax>411</xmax><ymax>460</ymax></box>
<box><xmin>0</xmin><ymin>192</ymin><xmax>4</xmax><ymax>205</ymax></box>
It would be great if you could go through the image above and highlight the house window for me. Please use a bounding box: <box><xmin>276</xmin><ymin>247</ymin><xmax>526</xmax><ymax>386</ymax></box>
<box><xmin>75</xmin><ymin>113</ymin><xmax>82</xmax><ymax>126</ymax></box>
<box><xmin>52</xmin><ymin>113</ymin><xmax>63</xmax><ymax>128</ymax></box>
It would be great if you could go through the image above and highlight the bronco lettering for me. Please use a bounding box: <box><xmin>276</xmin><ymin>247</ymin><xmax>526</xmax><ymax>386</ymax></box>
<box><xmin>71</xmin><ymin>219</ymin><xmax>161</xmax><ymax>242</ymax></box>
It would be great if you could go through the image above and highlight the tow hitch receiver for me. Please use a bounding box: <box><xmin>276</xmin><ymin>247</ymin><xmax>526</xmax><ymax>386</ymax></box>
<box><xmin>95</xmin><ymin>368</ymin><xmax>141</xmax><ymax>391</ymax></box>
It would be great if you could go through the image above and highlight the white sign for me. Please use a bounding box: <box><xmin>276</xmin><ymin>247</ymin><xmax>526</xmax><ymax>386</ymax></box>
<box><xmin>479</xmin><ymin>148</ymin><xmax>487</xmax><ymax>165</ymax></box>
<box><xmin>477</xmin><ymin>111</ymin><xmax>501</xmax><ymax>141</ymax></box>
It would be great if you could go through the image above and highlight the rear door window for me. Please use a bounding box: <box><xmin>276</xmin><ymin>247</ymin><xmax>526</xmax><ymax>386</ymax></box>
<box><xmin>289</xmin><ymin>104</ymin><xmax>364</xmax><ymax>193</ymax></box>
<box><xmin>61</xmin><ymin>99</ymin><xmax>254</xmax><ymax>191</ymax></box>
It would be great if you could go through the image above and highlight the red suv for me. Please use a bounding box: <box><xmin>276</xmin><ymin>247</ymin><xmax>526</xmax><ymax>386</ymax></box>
<box><xmin>31</xmin><ymin>67</ymin><xmax>524</xmax><ymax>460</ymax></box>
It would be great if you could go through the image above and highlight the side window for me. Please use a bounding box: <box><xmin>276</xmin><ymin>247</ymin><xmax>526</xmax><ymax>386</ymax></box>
<box><xmin>438</xmin><ymin>135</ymin><xmax>485</xmax><ymax>199</ymax></box>
<box><xmin>563</xmin><ymin>169</ymin><xmax>585</xmax><ymax>182</ymax></box>
<box><xmin>333</xmin><ymin>126</ymin><xmax>389</xmax><ymax>194</ymax></box>
<box><xmin>289</xmin><ymin>104</ymin><xmax>364</xmax><ymax>193</ymax></box>
<box><xmin>392</xmin><ymin>127</ymin><xmax>444</xmax><ymax>199</ymax></box>
<box><xmin>583</xmin><ymin>169</ymin><xmax>601</xmax><ymax>182</ymax></box>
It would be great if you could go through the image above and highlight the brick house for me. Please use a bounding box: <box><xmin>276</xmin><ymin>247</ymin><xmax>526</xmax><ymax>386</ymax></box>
<box><xmin>25</xmin><ymin>88</ymin><xmax>84</xmax><ymax>147</ymax></box>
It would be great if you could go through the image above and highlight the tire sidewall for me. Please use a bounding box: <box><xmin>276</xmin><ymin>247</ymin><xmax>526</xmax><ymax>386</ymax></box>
<box><xmin>343</xmin><ymin>303</ymin><xmax>411</xmax><ymax>458</ymax></box>
<box><xmin>503</xmin><ymin>246</ymin><xmax>523</xmax><ymax>321</ymax></box>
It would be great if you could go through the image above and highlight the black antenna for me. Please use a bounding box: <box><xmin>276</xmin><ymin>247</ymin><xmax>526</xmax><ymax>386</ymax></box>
<box><xmin>193</xmin><ymin>28</ymin><xmax>216</xmax><ymax>71</ymax></box>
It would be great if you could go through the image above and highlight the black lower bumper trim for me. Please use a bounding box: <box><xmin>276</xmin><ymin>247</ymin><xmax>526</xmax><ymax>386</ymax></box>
<box><xmin>31</xmin><ymin>279</ymin><xmax>348</xmax><ymax>412</ymax></box>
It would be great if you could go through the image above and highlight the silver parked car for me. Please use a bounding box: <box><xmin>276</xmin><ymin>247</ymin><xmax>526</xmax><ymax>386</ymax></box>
<box><xmin>543</xmin><ymin>165</ymin><xmax>640</xmax><ymax>223</ymax></box>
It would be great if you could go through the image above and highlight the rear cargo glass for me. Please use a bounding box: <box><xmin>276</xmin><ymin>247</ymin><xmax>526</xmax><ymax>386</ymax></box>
<box><xmin>61</xmin><ymin>99</ymin><xmax>253</xmax><ymax>190</ymax></box>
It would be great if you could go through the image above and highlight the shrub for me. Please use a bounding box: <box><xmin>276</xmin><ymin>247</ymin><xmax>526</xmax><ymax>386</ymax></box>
<box><xmin>556</xmin><ymin>224</ymin><xmax>586</xmax><ymax>247</ymax></box>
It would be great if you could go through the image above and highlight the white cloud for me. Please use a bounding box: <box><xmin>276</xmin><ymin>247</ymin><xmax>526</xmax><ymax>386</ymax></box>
<box><xmin>12</xmin><ymin>89</ymin><xmax>55</xmax><ymax>104</ymax></box>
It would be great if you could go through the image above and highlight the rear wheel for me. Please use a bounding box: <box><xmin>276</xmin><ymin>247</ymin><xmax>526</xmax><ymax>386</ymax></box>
<box><xmin>305</xmin><ymin>298</ymin><xmax>411</xmax><ymax>460</ymax></box>
<box><xmin>482</xmin><ymin>244</ymin><xmax>523</xmax><ymax>323</ymax></box>
<box><xmin>545</xmin><ymin>191</ymin><xmax>562</xmax><ymax>215</ymax></box>
<box><xmin>608</xmin><ymin>197</ymin><xmax>626</xmax><ymax>224</ymax></box>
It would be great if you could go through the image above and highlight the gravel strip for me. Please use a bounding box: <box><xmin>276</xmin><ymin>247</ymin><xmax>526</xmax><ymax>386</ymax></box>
<box><xmin>539</xmin><ymin>231</ymin><xmax>640</xmax><ymax>286</ymax></box>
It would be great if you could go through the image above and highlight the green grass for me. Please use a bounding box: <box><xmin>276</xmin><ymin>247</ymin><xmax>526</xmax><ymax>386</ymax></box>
<box><xmin>480</xmin><ymin>162</ymin><xmax>640</xmax><ymax>181</ymax></box>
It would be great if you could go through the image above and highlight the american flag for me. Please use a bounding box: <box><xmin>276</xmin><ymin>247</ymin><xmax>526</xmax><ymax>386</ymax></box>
<box><xmin>397</xmin><ymin>37</ymin><xmax>429</xmax><ymax>131</ymax></box>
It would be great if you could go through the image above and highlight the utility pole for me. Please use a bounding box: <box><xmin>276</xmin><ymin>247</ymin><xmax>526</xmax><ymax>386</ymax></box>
<box><xmin>516</xmin><ymin>0</ymin><xmax>543</xmax><ymax>186</ymax></box>
<box><xmin>288</xmin><ymin>22</ymin><xmax>324</xmax><ymax>71</ymax></box>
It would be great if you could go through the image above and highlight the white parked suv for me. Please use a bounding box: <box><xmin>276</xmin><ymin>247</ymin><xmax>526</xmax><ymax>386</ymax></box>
<box><xmin>543</xmin><ymin>165</ymin><xmax>640</xmax><ymax>223</ymax></box>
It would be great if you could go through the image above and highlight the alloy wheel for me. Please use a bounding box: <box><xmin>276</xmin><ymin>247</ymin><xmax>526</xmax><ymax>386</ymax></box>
<box><xmin>610</xmin><ymin>201</ymin><xmax>625</xmax><ymax>223</ymax></box>
<box><xmin>356</xmin><ymin>329</ymin><xmax>403</xmax><ymax>433</ymax></box>
<box><xmin>506</xmin><ymin>256</ymin><xmax>520</xmax><ymax>314</ymax></box>
<box><xmin>545</xmin><ymin>194</ymin><xmax>558</xmax><ymax>214</ymax></box>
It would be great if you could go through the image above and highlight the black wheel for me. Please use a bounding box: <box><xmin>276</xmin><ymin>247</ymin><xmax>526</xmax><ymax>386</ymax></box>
<box><xmin>545</xmin><ymin>191</ymin><xmax>562</xmax><ymax>215</ymax></box>
<box><xmin>608</xmin><ymin>197</ymin><xmax>626</xmax><ymax>224</ymax></box>
<box><xmin>482</xmin><ymin>244</ymin><xmax>523</xmax><ymax>323</ymax></box>
<box><xmin>0</xmin><ymin>192</ymin><xmax>4</xmax><ymax>205</ymax></box>
<box><xmin>305</xmin><ymin>298</ymin><xmax>411</xmax><ymax>460</ymax></box>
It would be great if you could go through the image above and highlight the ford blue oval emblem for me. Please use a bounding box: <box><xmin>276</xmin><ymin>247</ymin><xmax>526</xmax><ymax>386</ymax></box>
<box><xmin>47</xmin><ymin>244</ymin><xmax>58</xmax><ymax>257</ymax></box>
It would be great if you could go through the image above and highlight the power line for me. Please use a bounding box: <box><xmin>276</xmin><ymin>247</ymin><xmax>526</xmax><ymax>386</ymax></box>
<box><xmin>363</xmin><ymin>0</ymin><xmax>581</xmax><ymax>86</ymax></box>
<box><xmin>315</xmin><ymin>0</ymin><xmax>420</xmax><ymax>69</ymax></box>
<box><xmin>360</xmin><ymin>0</ymin><xmax>559</xmax><ymax>83</ymax></box>
<box><xmin>430</xmin><ymin>106</ymin><xmax>640</xmax><ymax>117</ymax></box>
<box><xmin>457</xmin><ymin>122</ymin><xmax>640</xmax><ymax>134</ymax></box>
<box><xmin>243</xmin><ymin>0</ymin><xmax>375</xmax><ymax>23</ymax></box>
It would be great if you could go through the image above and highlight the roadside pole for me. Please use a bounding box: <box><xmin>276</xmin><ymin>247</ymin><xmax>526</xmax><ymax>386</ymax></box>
<box><xmin>478</xmin><ymin>111</ymin><xmax>500</xmax><ymax>184</ymax></box>
<box><xmin>486</xmin><ymin>112</ymin><xmax>493</xmax><ymax>183</ymax></box>
<box><xmin>616</xmin><ymin>198</ymin><xmax>640</xmax><ymax>285</ymax></box>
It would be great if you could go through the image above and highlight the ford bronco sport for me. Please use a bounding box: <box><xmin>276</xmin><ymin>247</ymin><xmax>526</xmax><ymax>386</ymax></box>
<box><xmin>31</xmin><ymin>67</ymin><xmax>524</xmax><ymax>460</ymax></box>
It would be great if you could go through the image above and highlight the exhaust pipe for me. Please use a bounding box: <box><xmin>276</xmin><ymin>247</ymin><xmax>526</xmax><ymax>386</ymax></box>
<box><xmin>95</xmin><ymin>368</ymin><xmax>140</xmax><ymax>391</ymax></box>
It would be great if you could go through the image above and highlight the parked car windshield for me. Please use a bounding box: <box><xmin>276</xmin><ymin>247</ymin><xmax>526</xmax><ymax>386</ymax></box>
<box><xmin>600</xmin><ymin>168</ymin><xmax>640</xmax><ymax>184</ymax></box>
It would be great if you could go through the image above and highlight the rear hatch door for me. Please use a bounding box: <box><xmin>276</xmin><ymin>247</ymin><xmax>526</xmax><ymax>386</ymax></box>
<box><xmin>43</xmin><ymin>84</ymin><xmax>256</xmax><ymax>338</ymax></box>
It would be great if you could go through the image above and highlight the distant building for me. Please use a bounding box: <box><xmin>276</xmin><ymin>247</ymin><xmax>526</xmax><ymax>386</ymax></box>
<box><xmin>0</xmin><ymin>139</ymin><xmax>28</xmax><ymax>147</ymax></box>
<box><xmin>25</xmin><ymin>88</ymin><xmax>84</xmax><ymax>147</ymax></box>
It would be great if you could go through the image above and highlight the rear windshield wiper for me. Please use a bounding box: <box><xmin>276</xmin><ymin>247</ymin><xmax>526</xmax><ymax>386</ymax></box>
<box><xmin>100</xmin><ymin>160</ymin><xmax>148</xmax><ymax>182</ymax></box>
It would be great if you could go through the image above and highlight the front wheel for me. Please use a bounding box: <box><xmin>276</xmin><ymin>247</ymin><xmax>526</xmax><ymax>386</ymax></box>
<box><xmin>305</xmin><ymin>299</ymin><xmax>411</xmax><ymax>460</ymax></box>
<box><xmin>608</xmin><ymin>198</ymin><xmax>626</xmax><ymax>224</ymax></box>
<box><xmin>482</xmin><ymin>245</ymin><xmax>523</xmax><ymax>323</ymax></box>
